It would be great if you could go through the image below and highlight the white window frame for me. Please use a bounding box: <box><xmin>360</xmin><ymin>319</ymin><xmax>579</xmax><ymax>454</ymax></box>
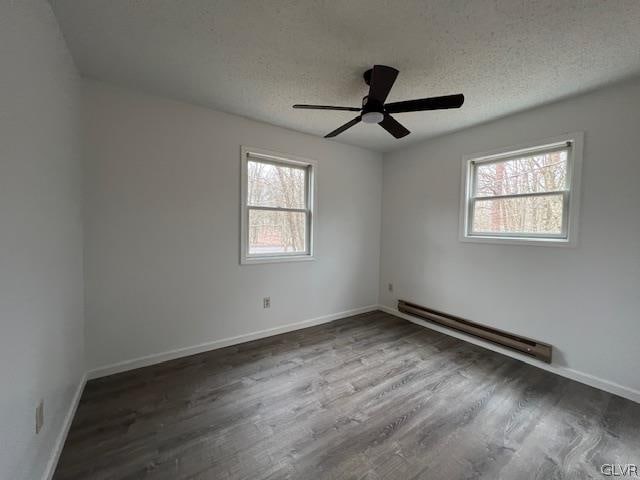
<box><xmin>459</xmin><ymin>132</ymin><xmax>583</xmax><ymax>247</ymax></box>
<box><xmin>240</xmin><ymin>146</ymin><xmax>317</xmax><ymax>264</ymax></box>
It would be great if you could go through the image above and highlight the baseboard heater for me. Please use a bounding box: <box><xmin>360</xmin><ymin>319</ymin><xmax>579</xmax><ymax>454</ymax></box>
<box><xmin>397</xmin><ymin>300</ymin><xmax>552</xmax><ymax>363</ymax></box>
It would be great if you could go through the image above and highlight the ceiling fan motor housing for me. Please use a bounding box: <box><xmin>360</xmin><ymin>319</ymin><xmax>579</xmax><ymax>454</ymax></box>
<box><xmin>361</xmin><ymin>95</ymin><xmax>384</xmax><ymax>123</ymax></box>
<box><xmin>363</xmin><ymin>68</ymin><xmax>373</xmax><ymax>86</ymax></box>
<box><xmin>362</xmin><ymin>95</ymin><xmax>383</xmax><ymax>112</ymax></box>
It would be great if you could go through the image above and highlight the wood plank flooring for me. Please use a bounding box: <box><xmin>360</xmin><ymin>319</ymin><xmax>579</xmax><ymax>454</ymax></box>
<box><xmin>54</xmin><ymin>311</ymin><xmax>640</xmax><ymax>480</ymax></box>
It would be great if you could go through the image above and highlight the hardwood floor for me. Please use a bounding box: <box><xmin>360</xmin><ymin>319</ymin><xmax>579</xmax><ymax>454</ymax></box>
<box><xmin>54</xmin><ymin>311</ymin><xmax>640</xmax><ymax>480</ymax></box>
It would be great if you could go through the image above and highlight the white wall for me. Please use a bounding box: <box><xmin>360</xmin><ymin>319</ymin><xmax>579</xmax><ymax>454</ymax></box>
<box><xmin>380</xmin><ymin>78</ymin><xmax>640</xmax><ymax>397</ymax></box>
<box><xmin>0</xmin><ymin>1</ymin><xmax>84</xmax><ymax>479</ymax></box>
<box><xmin>83</xmin><ymin>81</ymin><xmax>382</xmax><ymax>371</ymax></box>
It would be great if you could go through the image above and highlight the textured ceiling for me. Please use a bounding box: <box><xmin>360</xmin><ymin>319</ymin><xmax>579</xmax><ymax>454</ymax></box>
<box><xmin>50</xmin><ymin>0</ymin><xmax>640</xmax><ymax>152</ymax></box>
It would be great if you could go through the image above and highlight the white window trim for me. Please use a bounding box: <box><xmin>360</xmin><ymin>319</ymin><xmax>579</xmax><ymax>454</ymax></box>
<box><xmin>240</xmin><ymin>146</ymin><xmax>317</xmax><ymax>265</ymax></box>
<box><xmin>459</xmin><ymin>132</ymin><xmax>584</xmax><ymax>247</ymax></box>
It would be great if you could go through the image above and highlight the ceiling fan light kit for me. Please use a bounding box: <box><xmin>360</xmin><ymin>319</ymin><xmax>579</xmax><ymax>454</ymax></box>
<box><xmin>361</xmin><ymin>111</ymin><xmax>384</xmax><ymax>124</ymax></box>
<box><xmin>293</xmin><ymin>65</ymin><xmax>464</xmax><ymax>139</ymax></box>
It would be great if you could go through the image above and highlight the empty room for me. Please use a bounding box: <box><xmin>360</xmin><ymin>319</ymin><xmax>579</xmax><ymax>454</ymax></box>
<box><xmin>2</xmin><ymin>1</ymin><xmax>640</xmax><ymax>479</ymax></box>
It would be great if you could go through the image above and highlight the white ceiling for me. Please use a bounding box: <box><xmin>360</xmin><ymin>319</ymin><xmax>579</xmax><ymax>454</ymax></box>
<box><xmin>50</xmin><ymin>0</ymin><xmax>640</xmax><ymax>152</ymax></box>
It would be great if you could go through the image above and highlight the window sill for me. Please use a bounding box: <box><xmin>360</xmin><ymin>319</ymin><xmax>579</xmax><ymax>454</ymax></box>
<box><xmin>460</xmin><ymin>235</ymin><xmax>575</xmax><ymax>247</ymax></box>
<box><xmin>240</xmin><ymin>255</ymin><xmax>315</xmax><ymax>265</ymax></box>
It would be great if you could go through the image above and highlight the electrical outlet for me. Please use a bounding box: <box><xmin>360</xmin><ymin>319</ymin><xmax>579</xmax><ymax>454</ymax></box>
<box><xmin>35</xmin><ymin>399</ymin><xmax>44</xmax><ymax>434</ymax></box>
<box><xmin>388</xmin><ymin>283</ymin><xmax>394</xmax><ymax>292</ymax></box>
<box><xmin>263</xmin><ymin>297</ymin><xmax>271</xmax><ymax>309</ymax></box>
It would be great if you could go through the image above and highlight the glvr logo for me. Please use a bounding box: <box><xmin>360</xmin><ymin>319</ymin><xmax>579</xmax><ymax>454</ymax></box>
<box><xmin>601</xmin><ymin>464</ymin><xmax>639</xmax><ymax>477</ymax></box>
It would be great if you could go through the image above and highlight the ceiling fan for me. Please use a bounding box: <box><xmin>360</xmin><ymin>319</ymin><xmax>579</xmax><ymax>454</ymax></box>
<box><xmin>293</xmin><ymin>65</ymin><xmax>464</xmax><ymax>139</ymax></box>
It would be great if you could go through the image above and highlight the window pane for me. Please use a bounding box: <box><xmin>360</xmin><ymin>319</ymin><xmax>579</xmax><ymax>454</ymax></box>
<box><xmin>248</xmin><ymin>160</ymin><xmax>306</xmax><ymax>209</ymax></box>
<box><xmin>472</xmin><ymin>194</ymin><xmax>564</xmax><ymax>235</ymax></box>
<box><xmin>248</xmin><ymin>209</ymin><xmax>307</xmax><ymax>255</ymax></box>
<box><xmin>475</xmin><ymin>150</ymin><xmax>567</xmax><ymax>197</ymax></box>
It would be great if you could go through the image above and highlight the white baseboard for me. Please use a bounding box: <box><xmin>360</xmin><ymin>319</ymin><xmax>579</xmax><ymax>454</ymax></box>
<box><xmin>87</xmin><ymin>305</ymin><xmax>379</xmax><ymax>380</ymax></box>
<box><xmin>379</xmin><ymin>305</ymin><xmax>640</xmax><ymax>404</ymax></box>
<box><xmin>42</xmin><ymin>373</ymin><xmax>87</xmax><ymax>480</ymax></box>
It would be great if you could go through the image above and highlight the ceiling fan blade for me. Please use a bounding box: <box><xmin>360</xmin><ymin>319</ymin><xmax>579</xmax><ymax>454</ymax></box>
<box><xmin>325</xmin><ymin>116</ymin><xmax>361</xmax><ymax>138</ymax></box>
<box><xmin>379</xmin><ymin>114</ymin><xmax>410</xmax><ymax>139</ymax></box>
<box><xmin>368</xmin><ymin>65</ymin><xmax>399</xmax><ymax>104</ymax></box>
<box><xmin>385</xmin><ymin>94</ymin><xmax>464</xmax><ymax>114</ymax></box>
<box><xmin>293</xmin><ymin>104</ymin><xmax>360</xmax><ymax>112</ymax></box>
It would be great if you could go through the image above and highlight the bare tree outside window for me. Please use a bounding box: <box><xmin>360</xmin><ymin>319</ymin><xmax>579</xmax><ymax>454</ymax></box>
<box><xmin>246</xmin><ymin>158</ymin><xmax>309</xmax><ymax>255</ymax></box>
<box><xmin>460</xmin><ymin>135</ymin><xmax>583</xmax><ymax>246</ymax></box>
<box><xmin>471</xmin><ymin>150</ymin><xmax>568</xmax><ymax>235</ymax></box>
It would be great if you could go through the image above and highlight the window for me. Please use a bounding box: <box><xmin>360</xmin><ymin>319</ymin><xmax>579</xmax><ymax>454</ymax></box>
<box><xmin>460</xmin><ymin>133</ymin><xmax>583</xmax><ymax>246</ymax></box>
<box><xmin>240</xmin><ymin>147</ymin><xmax>316</xmax><ymax>264</ymax></box>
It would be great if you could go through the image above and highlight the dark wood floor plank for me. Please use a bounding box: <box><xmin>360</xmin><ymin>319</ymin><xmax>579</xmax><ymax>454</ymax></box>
<box><xmin>53</xmin><ymin>311</ymin><xmax>640</xmax><ymax>480</ymax></box>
